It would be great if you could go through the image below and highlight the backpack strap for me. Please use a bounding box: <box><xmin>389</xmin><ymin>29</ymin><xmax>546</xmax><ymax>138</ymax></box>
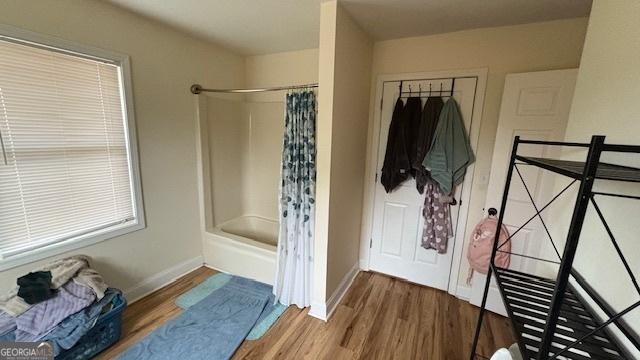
<box><xmin>466</xmin><ymin>267</ymin><xmax>474</xmax><ymax>285</ymax></box>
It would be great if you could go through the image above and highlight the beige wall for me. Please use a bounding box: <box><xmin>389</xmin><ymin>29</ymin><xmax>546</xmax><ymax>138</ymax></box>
<box><xmin>315</xmin><ymin>1</ymin><xmax>373</xmax><ymax>305</ymax></box>
<box><xmin>565</xmin><ymin>1</ymin><xmax>640</xmax><ymax>147</ymax></box>
<box><xmin>367</xmin><ymin>18</ymin><xmax>589</xmax><ymax>287</ymax></box>
<box><xmin>0</xmin><ymin>0</ymin><xmax>245</xmax><ymax>292</ymax></box>
<box><xmin>551</xmin><ymin>0</ymin><xmax>640</xmax><ymax>355</ymax></box>
<box><xmin>245</xmin><ymin>49</ymin><xmax>319</xmax><ymax>93</ymax></box>
<box><xmin>314</xmin><ymin>1</ymin><xmax>338</xmax><ymax>308</ymax></box>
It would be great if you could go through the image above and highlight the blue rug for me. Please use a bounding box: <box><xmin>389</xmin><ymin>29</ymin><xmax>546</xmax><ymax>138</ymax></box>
<box><xmin>175</xmin><ymin>273</ymin><xmax>287</xmax><ymax>340</ymax></box>
<box><xmin>175</xmin><ymin>273</ymin><xmax>233</xmax><ymax>309</ymax></box>
<box><xmin>118</xmin><ymin>276</ymin><xmax>275</xmax><ymax>360</ymax></box>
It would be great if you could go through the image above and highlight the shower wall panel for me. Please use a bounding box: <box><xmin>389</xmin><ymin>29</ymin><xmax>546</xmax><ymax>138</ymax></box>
<box><xmin>207</xmin><ymin>96</ymin><xmax>248</xmax><ymax>226</ymax></box>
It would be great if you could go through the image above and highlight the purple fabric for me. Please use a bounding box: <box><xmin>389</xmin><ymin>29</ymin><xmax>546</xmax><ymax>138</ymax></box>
<box><xmin>421</xmin><ymin>179</ymin><xmax>453</xmax><ymax>254</ymax></box>
<box><xmin>0</xmin><ymin>312</ymin><xmax>16</xmax><ymax>336</ymax></box>
<box><xmin>15</xmin><ymin>281</ymin><xmax>95</xmax><ymax>341</ymax></box>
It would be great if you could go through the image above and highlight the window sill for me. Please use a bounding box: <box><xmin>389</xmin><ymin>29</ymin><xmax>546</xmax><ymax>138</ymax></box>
<box><xmin>0</xmin><ymin>220</ymin><xmax>146</xmax><ymax>272</ymax></box>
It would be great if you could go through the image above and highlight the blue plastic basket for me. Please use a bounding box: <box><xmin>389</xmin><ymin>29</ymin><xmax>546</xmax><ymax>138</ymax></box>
<box><xmin>56</xmin><ymin>292</ymin><xmax>126</xmax><ymax>360</ymax></box>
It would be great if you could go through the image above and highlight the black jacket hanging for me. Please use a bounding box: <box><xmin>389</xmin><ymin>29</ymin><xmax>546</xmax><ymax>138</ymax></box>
<box><xmin>403</xmin><ymin>97</ymin><xmax>423</xmax><ymax>177</ymax></box>
<box><xmin>414</xmin><ymin>96</ymin><xmax>444</xmax><ymax>194</ymax></box>
<box><xmin>381</xmin><ymin>98</ymin><xmax>410</xmax><ymax>193</ymax></box>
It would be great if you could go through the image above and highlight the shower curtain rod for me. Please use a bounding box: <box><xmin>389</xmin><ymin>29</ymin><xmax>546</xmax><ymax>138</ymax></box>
<box><xmin>190</xmin><ymin>83</ymin><xmax>318</xmax><ymax>94</ymax></box>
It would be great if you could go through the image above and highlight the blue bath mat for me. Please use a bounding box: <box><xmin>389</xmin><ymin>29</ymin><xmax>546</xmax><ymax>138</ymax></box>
<box><xmin>175</xmin><ymin>272</ymin><xmax>233</xmax><ymax>309</ymax></box>
<box><xmin>119</xmin><ymin>277</ymin><xmax>272</xmax><ymax>360</ymax></box>
<box><xmin>175</xmin><ymin>273</ymin><xmax>287</xmax><ymax>340</ymax></box>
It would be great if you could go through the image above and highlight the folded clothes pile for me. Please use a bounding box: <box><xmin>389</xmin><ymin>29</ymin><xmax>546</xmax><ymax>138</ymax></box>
<box><xmin>17</xmin><ymin>271</ymin><xmax>56</xmax><ymax>305</ymax></box>
<box><xmin>0</xmin><ymin>255</ymin><xmax>120</xmax><ymax>356</ymax></box>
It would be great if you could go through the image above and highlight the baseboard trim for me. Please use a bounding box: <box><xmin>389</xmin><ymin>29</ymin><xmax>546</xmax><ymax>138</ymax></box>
<box><xmin>456</xmin><ymin>284</ymin><xmax>471</xmax><ymax>301</ymax></box>
<box><xmin>308</xmin><ymin>301</ymin><xmax>327</xmax><ymax>321</ymax></box>
<box><xmin>359</xmin><ymin>258</ymin><xmax>369</xmax><ymax>271</ymax></box>
<box><xmin>123</xmin><ymin>255</ymin><xmax>204</xmax><ymax>304</ymax></box>
<box><xmin>326</xmin><ymin>262</ymin><xmax>360</xmax><ymax>320</ymax></box>
<box><xmin>202</xmin><ymin>262</ymin><xmax>229</xmax><ymax>274</ymax></box>
<box><xmin>309</xmin><ymin>262</ymin><xmax>360</xmax><ymax>322</ymax></box>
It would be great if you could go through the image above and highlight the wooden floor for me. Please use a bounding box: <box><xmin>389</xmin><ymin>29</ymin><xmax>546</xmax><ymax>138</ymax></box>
<box><xmin>97</xmin><ymin>267</ymin><xmax>514</xmax><ymax>359</ymax></box>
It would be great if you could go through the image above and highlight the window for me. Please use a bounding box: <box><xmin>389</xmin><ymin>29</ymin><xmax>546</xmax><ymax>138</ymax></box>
<box><xmin>0</xmin><ymin>28</ymin><xmax>144</xmax><ymax>269</ymax></box>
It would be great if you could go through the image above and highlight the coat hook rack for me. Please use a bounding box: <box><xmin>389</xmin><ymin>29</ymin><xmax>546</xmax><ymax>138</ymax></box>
<box><xmin>397</xmin><ymin>77</ymin><xmax>459</xmax><ymax>98</ymax></box>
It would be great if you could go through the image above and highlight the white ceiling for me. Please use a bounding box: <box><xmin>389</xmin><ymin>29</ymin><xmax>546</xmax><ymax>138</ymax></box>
<box><xmin>108</xmin><ymin>0</ymin><xmax>591</xmax><ymax>56</ymax></box>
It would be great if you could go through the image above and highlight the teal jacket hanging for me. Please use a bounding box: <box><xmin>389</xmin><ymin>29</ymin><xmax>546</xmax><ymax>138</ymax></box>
<box><xmin>422</xmin><ymin>98</ymin><xmax>474</xmax><ymax>194</ymax></box>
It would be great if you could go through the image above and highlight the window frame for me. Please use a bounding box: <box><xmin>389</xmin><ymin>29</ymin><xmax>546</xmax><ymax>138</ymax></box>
<box><xmin>0</xmin><ymin>24</ymin><xmax>145</xmax><ymax>271</ymax></box>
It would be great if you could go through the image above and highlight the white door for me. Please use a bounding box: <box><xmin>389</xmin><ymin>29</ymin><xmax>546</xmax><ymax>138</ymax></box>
<box><xmin>369</xmin><ymin>77</ymin><xmax>478</xmax><ymax>290</ymax></box>
<box><xmin>470</xmin><ymin>69</ymin><xmax>578</xmax><ymax>314</ymax></box>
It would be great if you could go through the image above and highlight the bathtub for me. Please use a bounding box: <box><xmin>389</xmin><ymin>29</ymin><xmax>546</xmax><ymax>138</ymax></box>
<box><xmin>220</xmin><ymin>215</ymin><xmax>278</xmax><ymax>246</ymax></box>
<box><xmin>202</xmin><ymin>215</ymin><xmax>279</xmax><ymax>285</ymax></box>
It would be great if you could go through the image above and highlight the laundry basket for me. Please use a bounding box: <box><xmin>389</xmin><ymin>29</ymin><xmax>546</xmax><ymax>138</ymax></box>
<box><xmin>57</xmin><ymin>291</ymin><xmax>126</xmax><ymax>360</ymax></box>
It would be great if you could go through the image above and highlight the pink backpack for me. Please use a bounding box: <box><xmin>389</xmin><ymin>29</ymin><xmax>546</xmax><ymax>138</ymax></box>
<box><xmin>467</xmin><ymin>215</ymin><xmax>510</xmax><ymax>277</ymax></box>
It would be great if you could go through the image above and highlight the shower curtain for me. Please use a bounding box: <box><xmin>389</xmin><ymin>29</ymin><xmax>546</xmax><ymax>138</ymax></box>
<box><xmin>273</xmin><ymin>89</ymin><xmax>316</xmax><ymax>308</ymax></box>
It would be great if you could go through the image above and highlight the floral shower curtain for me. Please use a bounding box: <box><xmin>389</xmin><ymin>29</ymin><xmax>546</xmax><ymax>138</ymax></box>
<box><xmin>273</xmin><ymin>89</ymin><xmax>316</xmax><ymax>308</ymax></box>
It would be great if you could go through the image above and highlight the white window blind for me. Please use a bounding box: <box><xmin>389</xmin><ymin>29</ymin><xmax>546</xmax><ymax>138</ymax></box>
<box><xmin>0</xmin><ymin>38</ymin><xmax>138</xmax><ymax>259</ymax></box>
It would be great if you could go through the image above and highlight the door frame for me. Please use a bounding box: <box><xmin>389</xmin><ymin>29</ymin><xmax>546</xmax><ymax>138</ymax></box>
<box><xmin>359</xmin><ymin>68</ymin><xmax>488</xmax><ymax>297</ymax></box>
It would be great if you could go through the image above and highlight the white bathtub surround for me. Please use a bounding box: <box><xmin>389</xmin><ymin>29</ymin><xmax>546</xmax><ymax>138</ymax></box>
<box><xmin>220</xmin><ymin>215</ymin><xmax>279</xmax><ymax>246</ymax></box>
<box><xmin>202</xmin><ymin>216</ymin><xmax>278</xmax><ymax>285</ymax></box>
<box><xmin>195</xmin><ymin>95</ymin><xmax>283</xmax><ymax>287</ymax></box>
<box><xmin>274</xmin><ymin>90</ymin><xmax>317</xmax><ymax>308</ymax></box>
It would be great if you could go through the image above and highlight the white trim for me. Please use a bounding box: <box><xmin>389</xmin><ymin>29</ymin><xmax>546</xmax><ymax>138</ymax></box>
<box><xmin>123</xmin><ymin>256</ymin><xmax>204</xmax><ymax>304</ymax></box>
<box><xmin>359</xmin><ymin>258</ymin><xmax>369</xmax><ymax>271</ymax></box>
<box><xmin>446</xmin><ymin>70</ymin><xmax>487</xmax><ymax>296</ymax></box>
<box><xmin>309</xmin><ymin>262</ymin><xmax>360</xmax><ymax>321</ymax></box>
<box><xmin>194</xmin><ymin>95</ymin><xmax>214</xmax><ymax>232</ymax></box>
<box><xmin>0</xmin><ymin>24</ymin><xmax>133</xmax><ymax>64</ymax></box>
<box><xmin>326</xmin><ymin>263</ymin><xmax>360</xmax><ymax>319</ymax></box>
<box><xmin>0</xmin><ymin>221</ymin><xmax>145</xmax><ymax>272</ymax></box>
<box><xmin>456</xmin><ymin>284</ymin><xmax>471</xmax><ymax>301</ymax></box>
<box><xmin>358</xmin><ymin>68</ymin><xmax>488</xmax><ymax>297</ymax></box>
<box><xmin>0</xmin><ymin>24</ymin><xmax>145</xmax><ymax>271</ymax></box>
<box><xmin>308</xmin><ymin>301</ymin><xmax>327</xmax><ymax>321</ymax></box>
<box><xmin>202</xmin><ymin>263</ymin><xmax>228</xmax><ymax>273</ymax></box>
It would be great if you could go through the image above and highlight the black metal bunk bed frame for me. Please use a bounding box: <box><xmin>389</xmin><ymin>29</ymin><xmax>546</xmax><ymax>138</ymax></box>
<box><xmin>470</xmin><ymin>135</ymin><xmax>640</xmax><ymax>360</ymax></box>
